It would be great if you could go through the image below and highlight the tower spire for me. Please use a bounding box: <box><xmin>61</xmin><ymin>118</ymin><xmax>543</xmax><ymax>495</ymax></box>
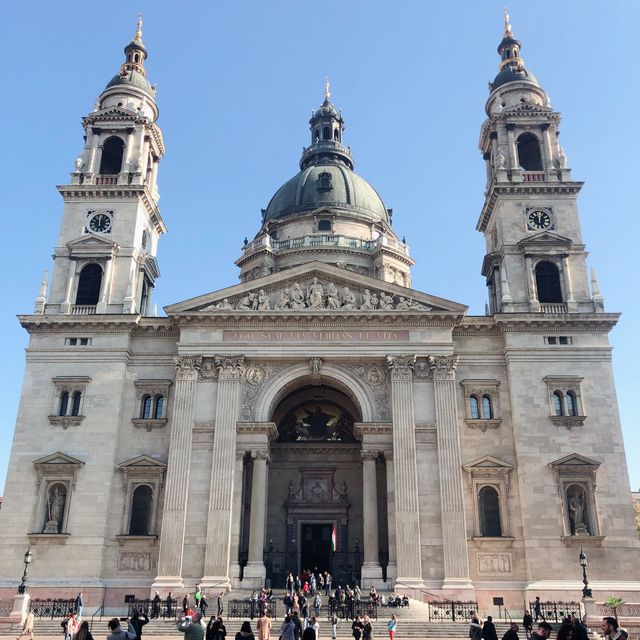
<box><xmin>134</xmin><ymin>14</ymin><xmax>144</xmax><ymax>46</ymax></box>
<box><xmin>503</xmin><ymin>6</ymin><xmax>512</xmax><ymax>36</ymax></box>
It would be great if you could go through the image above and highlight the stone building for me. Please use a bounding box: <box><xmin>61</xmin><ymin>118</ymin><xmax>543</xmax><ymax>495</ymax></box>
<box><xmin>0</xmin><ymin>15</ymin><xmax>639</xmax><ymax>610</ymax></box>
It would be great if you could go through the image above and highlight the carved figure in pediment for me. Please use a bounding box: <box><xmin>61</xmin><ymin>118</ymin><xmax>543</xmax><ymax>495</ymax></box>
<box><xmin>307</xmin><ymin>277</ymin><xmax>324</xmax><ymax>308</ymax></box>
<box><xmin>276</xmin><ymin>289</ymin><xmax>291</xmax><ymax>309</ymax></box>
<box><xmin>341</xmin><ymin>287</ymin><xmax>356</xmax><ymax>309</ymax></box>
<box><xmin>326</xmin><ymin>283</ymin><xmax>340</xmax><ymax>309</ymax></box>
<box><xmin>396</xmin><ymin>296</ymin><xmax>411</xmax><ymax>310</ymax></box>
<box><xmin>237</xmin><ymin>293</ymin><xmax>252</xmax><ymax>310</ymax></box>
<box><xmin>360</xmin><ymin>289</ymin><xmax>374</xmax><ymax>310</ymax></box>
<box><xmin>257</xmin><ymin>289</ymin><xmax>271</xmax><ymax>311</ymax></box>
<box><xmin>370</xmin><ymin>292</ymin><xmax>379</xmax><ymax>308</ymax></box>
<box><xmin>290</xmin><ymin>283</ymin><xmax>306</xmax><ymax>309</ymax></box>
<box><xmin>216</xmin><ymin>298</ymin><xmax>233</xmax><ymax>310</ymax></box>
<box><xmin>379</xmin><ymin>293</ymin><xmax>394</xmax><ymax>310</ymax></box>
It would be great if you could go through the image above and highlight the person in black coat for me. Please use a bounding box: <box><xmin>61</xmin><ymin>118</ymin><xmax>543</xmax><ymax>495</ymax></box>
<box><xmin>502</xmin><ymin>623</ymin><xmax>520</xmax><ymax>640</ymax></box>
<box><xmin>130</xmin><ymin>611</ymin><xmax>149</xmax><ymax>639</ymax></box>
<box><xmin>483</xmin><ymin>616</ymin><xmax>499</xmax><ymax>640</ymax></box>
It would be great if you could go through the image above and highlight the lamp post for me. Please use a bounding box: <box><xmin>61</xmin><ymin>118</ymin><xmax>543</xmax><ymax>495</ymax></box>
<box><xmin>17</xmin><ymin>547</ymin><xmax>33</xmax><ymax>594</ymax></box>
<box><xmin>579</xmin><ymin>548</ymin><xmax>592</xmax><ymax>598</ymax></box>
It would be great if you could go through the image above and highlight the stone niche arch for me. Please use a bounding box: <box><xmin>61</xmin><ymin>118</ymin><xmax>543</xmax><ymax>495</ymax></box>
<box><xmin>254</xmin><ymin>363</ymin><xmax>377</xmax><ymax>423</ymax></box>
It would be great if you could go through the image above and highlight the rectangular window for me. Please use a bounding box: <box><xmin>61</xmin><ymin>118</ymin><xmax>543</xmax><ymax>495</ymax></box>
<box><xmin>544</xmin><ymin>336</ymin><xmax>572</xmax><ymax>345</ymax></box>
<box><xmin>65</xmin><ymin>337</ymin><xmax>92</xmax><ymax>346</ymax></box>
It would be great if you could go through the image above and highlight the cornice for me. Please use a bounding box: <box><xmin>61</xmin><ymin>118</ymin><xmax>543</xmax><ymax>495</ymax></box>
<box><xmin>495</xmin><ymin>313</ymin><xmax>620</xmax><ymax>333</ymax></box>
<box><xmin>477</xmin><ymin>181</ymin><xmax>584</xmax><ymax>232</ymax></box>
<box><xmin>56</xmin><ymin>184</ymin><xmax>166</xmax><ymax>235</ymax></box>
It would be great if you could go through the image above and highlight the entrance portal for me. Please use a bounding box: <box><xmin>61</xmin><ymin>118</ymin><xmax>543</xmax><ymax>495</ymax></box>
<box><xmin>300</xmin><ymin>523</ymin><xmax>332</xmax><ymax>575</ymax></box>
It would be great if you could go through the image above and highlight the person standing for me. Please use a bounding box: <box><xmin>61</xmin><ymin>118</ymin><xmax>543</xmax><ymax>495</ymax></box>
<box><xmin>601</xmin><ymin>617</ymin><xmax>623</xmax><ymax>640</ymax></box>
<box><xmin>530</xmin><ymin>622</ymin><xmax>552</xmax><ymax>640</ymax></box>
<box><xmin>257</xmin><ymin>612</ymin><xmax>272</xmax><ymax>640</ymax></box>
<box><xmin>351</xmin><ymin>616</ymin><xmax>363</xmax><ymax>640</ymax></box>
<box><xmin>313</xmin><ymin>593</ymin><xmax>322</xmax><ymax>619</ymax></box>
<box><xmin>74</xmin><ymin>621</ymin><xmax>94</xmax><ymax>640</ymax></box>
<box><xmin>325</xmin><ymin>574</ymin><xmax>332</xmax><ymax>597</ymax></box>
<box><xmin>17</xmin><ymin>610</ymin><xmax>35</xmax><ymax>640</ymax></box>
<box><xmin>75</xmin><ymin>593</ymin><xmax>84</xmax><ymax>620</ymax></box>
<box><xmin>502</xmin><ymin>623</ymin><xmax>520</xmax><ymax>640</ymax></box>
<box><xmin>330</xmin><ymin>612</ymin><xmax>338</xmax><ymax>640</ymax></box>
<box><xmin>200</xmin><ymin>595</ymin><xmax>208</xmax><ymax>618</ymax></box>
<box><xmin>523</xmin><ymin>611</ymin><xmax>533</xmax><ymax>639</ymax></box>
<box><xmin>469</xmin><ymin>614</ymin><xmax>483</xmax><ymax>640</ymax></box>
<box><xmin>130</xmin><ymin>611</ymin><xmax>149</xmax><ymax>639</ymax></box>
<box><xmin>533</xmin><ymin>598</ymin><xmax>544</xmax><ymax>623</ymax></box>
<box><xmin>217</xmin><ymin>593</ymin><xmax>225</xmax><ymax>618</ymax></box>
<box><xmin>387</xmin><ymin>614</ymin><xmax>397</xmax><ymax>640</ymax></box>
<box><xmin>177</xmin><ymin>612</ymin><xmax>205</xmax><ymax>640</ymax></box>
<box><xmin>483</xmin><ymin>616</ymin><xmax>498</xmax><ymax>640</ymax></box>
<box><xmin>64</xmin><ymin>611</ymin><xmax>79</xmax><ymax>640</ymax></box>
<box><xmin>280</xmin><ymin>616</ymin><xmax>296</xmax><ymax>640</ymax></box>
<box><xmin>235</xmin><ymin>621</ymin><xmax>255</xmax><ymax>640</ymax></box>
<box><xmin>361</xmin><ymin>616</ymin><xmax>373</xmax><ymax>640</ymax></box>
<box><xmin>311</xmin><ymin>616</ymin><xmax>319</xmax><ymax>639</ymax></box>
<box><xmin>151</xmin><ymin>593</ymin><xmax>162</xmax><ymax>620</ymax></box>
<box><xmin>183</xmin><ymin>595</ymin><xmax>190</xmax><ymax>616</ymax></box>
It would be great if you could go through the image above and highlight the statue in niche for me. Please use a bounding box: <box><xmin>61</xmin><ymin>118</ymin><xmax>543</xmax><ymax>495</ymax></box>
<box><xmin>557</xmin><ymin>146</ymin><xmax>568</xmax><ymax>169</ymax></box>
<box><xmin>44</xmin><ymin>486</ymin><xmax>66</xmax><ymax>533</ymax></box>
<box><xmin>496</xmin><ymin>151</ymin><xmax>506</xmax><ymax>170</ymax></box>
<box><xmin>326</xmin><ymin>283</ymin><xmax>340</xmax><ymax>309</ymax></box>
<box><xmin>307</xmin><ymin>278</ymin><xmax>324</xmax><ymax>309</ymax></box>
<box><xmin>290</xmin><ymin>283</ymin><xmax>306</xmax><ymax>309</ymax></box>
<box><xmin>74</xmin><ymin>156</ymin><xmax>84</xmax><ymax>172</ymax></box>
<box><xmin>567</xmin><ymin>487</ymin><xmax>589</xmax><ymax>535</ymax></box>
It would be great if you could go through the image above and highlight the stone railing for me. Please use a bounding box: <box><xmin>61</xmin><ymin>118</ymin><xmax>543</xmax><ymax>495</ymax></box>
<box><xmin>540</xmin><ymin>303</ymin><xmax>568</xmax><ymax>314</ymax></box>
<box><xmin>595</xmin><ymin>602</ymin><xmax>640</xmax><ymax>618</ymax></box>
<box><xmin>95</xmin><ymin>175</ymin><xmax>118</xmax><ymax>185</ymax></box>
<box><xmin>70</xmin><ymin>305</ymin><xmax>97</xmax><ymax>315</ymax></box>
<box><xmin>523</xmin><ymin>171</ymin><xmax>547</xmax><ymax>182</ymax></box>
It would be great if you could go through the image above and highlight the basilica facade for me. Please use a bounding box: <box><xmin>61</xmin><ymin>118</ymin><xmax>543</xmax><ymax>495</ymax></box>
<box><xmin>1</xmin><ymin>16</ymin><xmax>639</xmax><ymax>611</ymax></box>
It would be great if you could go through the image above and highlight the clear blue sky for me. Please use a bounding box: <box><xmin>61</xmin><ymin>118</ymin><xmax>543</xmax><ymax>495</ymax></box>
<box><xmin>1</xmin><ymin>1</ymin><xmax>638</xmax><ymax>492</ymax></box>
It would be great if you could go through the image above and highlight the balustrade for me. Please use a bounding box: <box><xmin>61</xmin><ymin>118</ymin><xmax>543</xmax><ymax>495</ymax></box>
<box><xmin>70</xmin><ymin>305</ymin><xmax>97</xmax><ymax>315</ymax></box>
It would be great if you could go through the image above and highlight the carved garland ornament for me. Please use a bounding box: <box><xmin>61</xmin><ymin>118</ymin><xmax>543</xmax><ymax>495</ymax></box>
<box><xmin>240</xmin><ymin>363</ymin><xmax>286</xmax><ymax>420</ymax></box>
<box><xmin>346</xmin><ymin>363</ymin><xmax>389</xmax><ymax>421</ymax></box>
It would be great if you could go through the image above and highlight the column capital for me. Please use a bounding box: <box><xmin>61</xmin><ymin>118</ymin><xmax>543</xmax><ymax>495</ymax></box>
<box><xmin>428</xmin><ymin>355</ymin><xmax>458</xmax><ymax>381</ymax></box>
<box><xmin>251</xmin><ymin>449</ymin><xmax>270</xmax><ymax>462</ymax></box>
<box><xmin>382</xmin><ymin>450</ymin><xmax>394</xmax><ymax>462</ymax></box>
<box><xmin>214</xmin><ymin>355</ymin><xmax>245</xmax><ymax>381</ymax></box>
<box><xmin>386</xmin><ymin>355</ymin><xmax>416</xmax><ymax>381</ymax></box>
<box><xmin>360</xmin><ymin>449</ymin><xmax>379</xmax><ymax>462</ymax></box>
<box><xmin>174</xmin><ymin>355</ymin><xmax>202</xmax><ymax>381</ymax></box>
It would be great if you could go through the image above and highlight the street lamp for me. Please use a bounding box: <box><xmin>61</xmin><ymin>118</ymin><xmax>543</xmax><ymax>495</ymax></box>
<box><xmin>579</xmin><ymin>548</ymin><xmax>592</xmax><ymax>598</ymax></box>
<box><xmin>17</xmin><ymin>547</ymin><xmax>33</xmax><ymax>594</ymax></box>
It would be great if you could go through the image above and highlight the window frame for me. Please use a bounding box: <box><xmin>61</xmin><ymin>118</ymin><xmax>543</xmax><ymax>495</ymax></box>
<box><xmin>544</xmin><ymin>376</ymin><xmax>586</xmax><ymax>429</ymax></box>
<box><xmin>49</xmin><ymin>376</ymin><xmax>91</xmax><ymax>428</ymax></box>
<box><xmin>132</xmin><ymin>379</ymin><xmax>172</xmax><ymax>431</ymax></box>
<box><xmin>460</xmin><ymin>379</ymin><xmax>501</xmax><ymax>431</ymax></box>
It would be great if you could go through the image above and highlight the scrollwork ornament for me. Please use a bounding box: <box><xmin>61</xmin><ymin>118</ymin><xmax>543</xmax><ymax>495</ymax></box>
<box><xmin>428</xmin><ymin>355</ymin><xmax>459</xmax><ymax>381</ymax></box>
<box><xmin>174</xmin><ymin>355</ymin><xmax>203</xmax><ymax>381</ymax></box>
<box><xmin>214</xmin><ymin>355</ymin><xmax>245</xmax><ymax>381</ymax></box>
<box><xmin>386</xmin><ymin>355</ymin><xmax>416</xmax><ymax>381</ymax></box>
<box><xmin>198</xmin><ymin>358</ymin><xmax>219</xmax><ymax>381</ymax></box>
<box><xmin>360</xmin><ymin>450</ymin><xmax>379</xmax><ymax>462</ymax></box>
<box><xmin>413</xmin><ymin>358</ymin><xmax>432</xmax><ymax>380</ymax></box>
<box><xmin>251</xmin><ymin>449</ymin><xmax>271</xmax><ymax>462</ymax></box>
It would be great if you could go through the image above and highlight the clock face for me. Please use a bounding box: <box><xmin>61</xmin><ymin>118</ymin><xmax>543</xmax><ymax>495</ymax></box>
<box><xmin>88</xmin><ymin>212</ymin><xmax>112</xmax><ymax>233</ymax></box>
<box><xmin>527</xmin><ymin>209</ymin><xmax>552</xmax><ymax>230</ymax></box>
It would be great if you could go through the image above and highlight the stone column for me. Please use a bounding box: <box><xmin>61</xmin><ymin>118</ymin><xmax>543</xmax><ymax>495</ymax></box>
<box><xmin>429</xmin><ymin>355</ymin><xmax>473</xmax><ymax>592</ymax></box>
<box><xmin>243</xmin><ymin>449</ymin><xmax>270</xmax><ymax>585</ymax></box>
<box><xmin>506</xmin><ymin>124</ymin><xmax>518</xmax><ymax>171</ymax></box>
<box><xmin>525</xmin><ymin>256</ymin><xmax>540</xmax><ymax>311</ymax></box>
<box><xmin>386</xmin><ymin>355</ymin><xmax>424</xmax><ymax>588</ymax></box>
<box><xmin>60</xmin><ymin>260</ymin><xmax>77</xmax><ymax>314</ymax></box>
<box><xmin>95</xmin><ymin>257</ymin><xmax>113</xmax><ymax>313</ymax></box>
<box><xmin>384</xmin><ymin>451</ymin><xmax>398</xmax><ymax>582</ymax></box>
<box><xmin>562</xmin><ymin>255</ymin><xmax>577</xmax><ymax>310</ymax></box>
<box><xmin>153</xmin><ymin>355</ymin><xmax>201</xmax><ymax>588</ymax></box>
<box><xmin>201</xmin><ymin>355</ymin><xmax>244</xmax><ymax>588</ymax></box>
<box><xmin>361</xmin><ymin>450</ymin><xmax>383</xmax><ymax>583</ymax></box>
<box><xmin>228</xmin><ymin>451</ymin><xmax>246</xmax><ymax>584</ymax></box>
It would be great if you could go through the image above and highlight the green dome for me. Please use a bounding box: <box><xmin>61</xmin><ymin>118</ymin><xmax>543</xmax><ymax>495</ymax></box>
<box><xmin>264</xmin><ymin>164</ymin><xmax>390</xmax><ymax>225</ymax></box>
<box><xmin>105</xmin><ymin>68</ymin><xmax>152</xmax><ymax>94</ymax></box>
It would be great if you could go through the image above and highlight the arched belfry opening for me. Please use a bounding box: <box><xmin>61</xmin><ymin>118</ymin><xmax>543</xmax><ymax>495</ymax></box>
<box><xmin>239</xmin><ymin>376</ymin><xmax>389</xmax><ymax>588</ymax></box>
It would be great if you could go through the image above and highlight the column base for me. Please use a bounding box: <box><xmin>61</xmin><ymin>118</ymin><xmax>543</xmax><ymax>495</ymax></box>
<box><xmin>9</xmin><ymin>593</ymin><xmax>30</xmax><ymax>625</ymax></box>
<box><xmin>200</xmin><ymin>576</ymin><xmax>232</xmax><ymax>591</ymax></box>
<box><xmin>394</xmin><ymin>577</ymin><xmax>426</xmax><ymax>590</ymax></box>
<box><xmin>441</xmin><ymin>578</ymin><xmax>475</xmax><ymax>600</ymax></box>
<box><xmin>151</xmin><ymin>576</ymin><xmax>184</xmax><ymax>592</ymax></box>
<box><xmin>361</xmin><ymin>563</ymin><xmax>384</xmax><ymax>588</ymax></box>
<box><xmin>385</xmin><ymin>562</ymin><xmax>398</xmax><ymax>585</ymax></box>
<box><xmin>241</xmin><ymin>562</ymin><xmax>266</xmax><ymax>588</ymax></box>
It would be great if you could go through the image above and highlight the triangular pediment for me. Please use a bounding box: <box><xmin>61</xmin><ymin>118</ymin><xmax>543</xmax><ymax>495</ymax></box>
<box><xmin>166</xmin><ymin>261</ymin><xmax>467</xmax><ymax>315</ymax></box>
<box><xmin>463</xmin><ymin>455</ymin><xmax>513</xmax><ymax>471</ymax></box>
<box><xmin>33</xmin><ymin>452</ymin><xmax>85</xmax><ymax>467</ymax></box>
<box><xmin>84</xmin><ymin>106</ymin><xmax>138</xmax><ymax>121</ymax></box>
<box><xmin>117</xmin><ymin>455</ymin><xmax>167</xmax><ymax>470</ymax></box>
<box><xmin>517</xmin><ymin>231</ymin><xmax>572</xmax><ymax>249</ymax></box>
<box><xmin>503</xmin><ymin>103</ymin><xmax>553</xmax><ymax>116</ymax></box>
<box><xmin>66</xmin><ymin>233</ymin><xmax>116</xmax><ymax>249</ymax></box>
<box><xmin>548</xmin><ymin>453</ymin><xmax>601</xmax><ymax>469</ymax></box>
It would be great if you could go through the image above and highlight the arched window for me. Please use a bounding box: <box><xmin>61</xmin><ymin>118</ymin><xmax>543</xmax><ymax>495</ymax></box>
<box><xmin>153</xmin><ymin>395</ymin><xmax>164</xmax><ymax>419</ymax></box>
<box><xmin>322</xmin><ymin>126</ymin><xmax>331</xmax><ymax>140</ymax></box>
<box><xmin>481</xmin><ymin>395</ymin><xmax>493</xmax><ymax>419</ymax></box>
<box><xmin>535</xmin><ymin>261</ymin><xmax>563</xmax><ymax>303</ymax></box>
<box><xmin>58</xmin><ymin>391</ymin><xmax>69</xmax><ymax>416</ymax></box>
<box><xmin>99</xmin><ymin>136</ymin><xmax>125</xmax><ymax>175</ymax></box>
<box><xmin>129</xmin><ymin>485</ymin><xmax>153</xmax><ymax>535</ymax></box>
<box><xmin>71</xmin><ymin>391</ymin><xmax>82</xmax><ymax>416</ymax></box>
<box><xmin>75</xmin><ymin>264</ymin><xmax>103</xmax><ymax>305</ymax></box>
<box><xmin>553</xmin><ymin>391</ymin><xmax>564</xmax><ymax>416</ymax></box>
<box><xmin>469</xmin><ymin>395</ymin><xmax>480</xmax><ymax>419</ymax></box>
<box><xmin>141</xmin><ymin>395</ymin><xmax>152</xmax><ymax>419</ymax></box>
<box><xmin>566</xmin><ymin>391</ymin><xmax>577</xmax><ymax>417</ymax></box>
<box><xmin>478</xmin><ymin>486</ymin><xmax>502</xmax><ymax>536</ymax></box>
<box><xmin>517</xmin><ymin>133</ymin><xmax>543</xmax><ymax>171</ymax></box>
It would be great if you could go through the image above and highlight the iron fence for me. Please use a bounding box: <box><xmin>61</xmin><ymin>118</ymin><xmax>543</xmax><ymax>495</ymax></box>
<box><xmin>226</xmin><ymin>599</ymin><xmax>278</xmax><ymax>620</ymax></box>
<box><xmin>126</xmin><ymin>599</ymin><xmax>180</xmax><ymax>619</ymax></box>
<box><xmin>30</xmin><ymin>599</ymin><xmax>76</xmax><ymax>618</ymax></box>
<box><xmin>529</xmin><ymin>601</ymin><xmax>581</xmax><ymax>623</ymax></box>
<box><xmin>328</xmin><ymin>600</ymin><xmax>377</xmax><ymax>621</ymax></box>
<box><xmin>427</xmin><ymin>601</ymin><xmax>479</xmax><ymax>622</ymax></box>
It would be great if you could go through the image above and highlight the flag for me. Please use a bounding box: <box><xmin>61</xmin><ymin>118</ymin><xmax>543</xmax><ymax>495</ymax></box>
<box><xmin>331</xmin><ymin>525</ymin><xmax>337</xmax><ymax>552</ymax></box>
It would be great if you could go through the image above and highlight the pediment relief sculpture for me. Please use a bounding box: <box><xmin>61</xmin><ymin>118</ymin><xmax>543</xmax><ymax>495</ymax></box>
<box><xmin>201</xmin><ymin>277</ymin><xmax>431</xmax><ymax>313</ymax></box>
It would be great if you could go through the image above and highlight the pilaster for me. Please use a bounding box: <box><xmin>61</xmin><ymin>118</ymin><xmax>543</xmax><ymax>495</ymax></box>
<box><xmin>386</xmin><ymin>355</ymin><xmax>424</xmax><ymax>589</ymax></box>
<box><xmin>429</xmin><ymin>355</ymin><xmax>474</xmax><ymax>593</ymax></box>
<box><xmin>152</xmin><ymin>355</ymin><xmax>201</xmax><ymax>589</ymax></box>
<box><xmin>383</xmin><ymin>451</ymin><xmax>398</xmax><ymax>582</ymax></box>
<box><xmin>201</xmin><ymin>355</ymin><xmax>244</xmax><ymax>589</ymax></box>
<box><xmin>361</xmin><ymin>449</ymin><xmax>383</xmax><ymax>583</ymax></box>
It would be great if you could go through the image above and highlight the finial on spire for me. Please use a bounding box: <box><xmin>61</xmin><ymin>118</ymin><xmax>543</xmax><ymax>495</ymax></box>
<box><xmin>324</xmin><ymin>77</ymin><xmax>330</xmax><ymax>101</ymax></box>
<box><xmin>504</xmin><ymin>6</ymin><xmax>512</xmax><ymax>35</ymax></box>
<box><xmin>134</xmin><ymin>14</ymin><xmax>143</xmax><ymax>44</ymax></box>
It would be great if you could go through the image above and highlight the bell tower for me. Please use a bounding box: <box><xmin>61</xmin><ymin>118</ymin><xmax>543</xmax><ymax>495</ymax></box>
<box><xmin>39</xmin><ymin>18</ymin><xmax>166</xmax><ymax>316</ymax></box>
<box><xmin>476</xmin><ymin>11</ymin><xmax>603</xmax><ymax>314</ymax></box>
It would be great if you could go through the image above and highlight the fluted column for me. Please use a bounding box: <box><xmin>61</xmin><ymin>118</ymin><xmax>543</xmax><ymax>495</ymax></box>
<box><xmin>243</xmin><ymin>449</ymin><xmax>269</xmax><ymax>584</ymax></box>
<box><xmin>386</xmin><ymin>355</ymin><xmax>424</xmax><ymax>588</ymax></box>
<box><xmin>153</xmin><ymin>356</ymin><xmax>202</xmax><ymax>588</ymax></box>
<box><xmin>429</xmin><ymin>355</ymin><xmax>473</xmax><ymax>591</ymax></box>
<box><xmin>229</xmin><ymin>451</ymin><xmax>246</xmax><ymax>583</ymax></box>
<box><xmin>384</xmin><ymin>451</ymin><xmax>397</xmax><ymax>582</ymax></box>
<box><xmin>361</xmin><ymin>450</ymin><xmax>382</xmax><ymax>582</ymax></box>
<box><xmin>201</xmin><ymin>356</ymin><xmax>244</xmax><ymax>587</ymax></box>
